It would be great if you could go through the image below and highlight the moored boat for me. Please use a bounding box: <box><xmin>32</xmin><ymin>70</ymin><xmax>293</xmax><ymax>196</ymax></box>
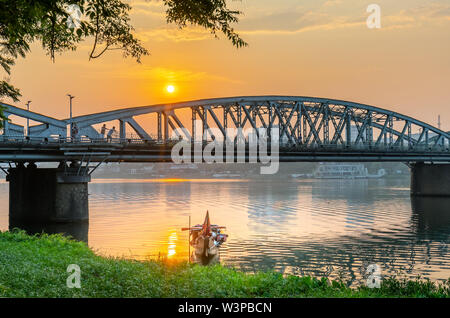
<box><xmin>182</xmin><ymin>211</ymin><xmax>228</xmax><ymax>265</ymax></box>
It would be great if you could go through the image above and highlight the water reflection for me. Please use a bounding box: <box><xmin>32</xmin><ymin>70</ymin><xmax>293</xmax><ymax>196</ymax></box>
<box><xmin>311</xmin><ymin>179</ymin><xmax>392</xmax><ymax>203</ymax></box>
<box><xmin>246</xmin><ymin>181</ymin><xmax>299</xmax><ymax>226</ymax></box>
<box><xmin>0</xmin><ymin>177</ymin><xmax>449</xmax><ymax>285</ymax></box>
<box><xmin>9</xmin><ymin>221</ymin><xmax>89</xmax><ymax>243</ymax></box>
<box><xmin>229</xmin><ymin>193</ymin><xmax>450</xmax><ymax>285</ymax></box>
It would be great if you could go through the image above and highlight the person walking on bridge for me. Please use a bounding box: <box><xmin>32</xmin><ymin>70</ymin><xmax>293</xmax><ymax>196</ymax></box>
<box><xmin>100</xmin><ymin>124</ymin><xmax>107</xmax><ymax>139</ymax></box>
<box><xmin>71</xmin><ymin>123</ymin><xmax>79</xmax><ymax>142</ymax></box>
<box><xmin>107</xmin><ymin>126</ymin><xmax>116</xmax><ymax>142</ymax></box>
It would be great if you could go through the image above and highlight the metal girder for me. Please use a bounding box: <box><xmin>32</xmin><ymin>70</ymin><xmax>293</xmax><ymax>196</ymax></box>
<box><xmin>302</xmin><ymin>103</ymin><xmax>323</xmax><ymax>146</ymax></box>
<box><xmin>158</xmin><ymin>112</ymin><xmax>162</xmax><ymax>142</ymax></box>
<box><xmin>168</xmin><ymin>112</ymin><xmax>191</xmax><ymax>140</ymax></box>
<box><xmin>1</xmin><ymin>103</ymin><xmax>66</xmax><ymax>128</ymax></box>
<box><xmin>123</xmin><ymin>117</ymin><xmax>152</xmax><ymax>141</ymax></box>
<box><xmin>241</xmin><ymin>105</ymin><xmax>259</xmax><ymax>137</ymax></box>
<box><xmin>79</xmin><ymin>125</ymin><xmax>101</xmax><ymax>139</ymax></box>
<box><xmin>375</xmin><ymin>115</ymin><xmax>390</xmax><ymax>147</ymax></box>
<box><xmin>49</xmin><ymin>96</ymin><xmax>445</xmax><ymax>139</ymax></box>
<box><xmin>194</xmin><ymin>107</ymin><xmax>216</xmax><ymax>141</ymax></box>
<box><xmin>207</xmin><ymin>108</ymin><xmax>226</xmax><ymax>138</ymax></box>
<box><xmin>119</xmin><ymin>119</ymin><xmax>126</xmax><ymax>139</ymax></box>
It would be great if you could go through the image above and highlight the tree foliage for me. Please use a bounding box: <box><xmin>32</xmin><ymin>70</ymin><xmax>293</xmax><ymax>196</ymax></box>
<box><xmin>164</xmin><ymin>0</ymin><xmax>247</xmax><ymax>48</ymax></box>
<box><xmin>0</xmin><ymin>0</ymin><xmax>246</xmax><ymax>125</ymax></box>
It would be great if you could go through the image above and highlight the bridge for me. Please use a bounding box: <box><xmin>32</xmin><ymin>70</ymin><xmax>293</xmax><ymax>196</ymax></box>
<box><xmin>1</xmin><ymin>96</ymin><xmax>449</xmax><ymax>224</ymax></box>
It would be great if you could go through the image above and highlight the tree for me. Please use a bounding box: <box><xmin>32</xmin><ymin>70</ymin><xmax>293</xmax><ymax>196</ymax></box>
<box><xmin>0</xmin><ymin>0</ymin><xmax>246</xmax><ymax>127</ymax></box>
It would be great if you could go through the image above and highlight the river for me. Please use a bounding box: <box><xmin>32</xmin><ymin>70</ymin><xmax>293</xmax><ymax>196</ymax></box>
<box><xmin>1</xmin><ymin>177</ymin><xmax>449</xmax><ymax>286</ymax></box>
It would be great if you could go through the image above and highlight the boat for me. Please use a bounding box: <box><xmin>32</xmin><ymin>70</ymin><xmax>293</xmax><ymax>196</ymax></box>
<box><xmin>313</xmin><ymin>163</ymin><xmax>386</xmax><ymax>179</ymax></box>
<box><xmin>182</xmin><ymin>211</ymin><xmax>228</xmax><ymax>265</ymax></box>
<box><xmin>212</xmin><ymin>173</ymin><xmax>241</xmax><ymax>178</ymax></box>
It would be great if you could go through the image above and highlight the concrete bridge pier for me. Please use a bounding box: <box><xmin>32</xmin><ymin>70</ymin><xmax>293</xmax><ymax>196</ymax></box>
<box><xmin>411</xmin><ymin>163</ymin><xmax>450</xmax><ymax>196</ymax></box>
<box><xmin>7</xmin><ymin>163</ymin><xmax>90</xmax><ymax>224</ymax></box>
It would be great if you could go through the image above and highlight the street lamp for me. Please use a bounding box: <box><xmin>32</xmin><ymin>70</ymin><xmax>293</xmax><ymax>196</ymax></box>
<box><xmin>67</xmin><ymin>94</ymin><xmax>75</xmax><ymax>138</ymax></box>
<box><xmin>25</xmin><ymin>101</ymin><xmax>31</xmax><ymax>136</ymax></box>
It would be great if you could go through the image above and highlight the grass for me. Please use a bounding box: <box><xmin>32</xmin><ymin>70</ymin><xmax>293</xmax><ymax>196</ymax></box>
<box><xmin>0</xmin><ymin>230</ymin><xmax>449</xmax><ymax>298</ymax></box>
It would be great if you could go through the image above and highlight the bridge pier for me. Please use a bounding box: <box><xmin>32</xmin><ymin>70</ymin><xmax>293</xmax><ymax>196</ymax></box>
<box><xmin>411</xmin><ymin>163</ymin><xmax>450</xmax><ymax>196</ymax></box>
<box><xmin>6</xmin><ymin>164</ymin><xmax>90</xmax><ymax>224</ymax></box>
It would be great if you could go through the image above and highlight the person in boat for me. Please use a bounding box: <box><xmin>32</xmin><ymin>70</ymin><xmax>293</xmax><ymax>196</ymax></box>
<box><xmin>212</xmin><ymin>229</ymin><xmax>227</xmax><ymax>247</ymax></box>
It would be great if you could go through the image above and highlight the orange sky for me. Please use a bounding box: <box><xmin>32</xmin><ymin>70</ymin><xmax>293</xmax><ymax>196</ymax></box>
<box><xmin>7</xmin><ymin>0</ymin><xmax>450</xmax><ymax>131</ymax></box>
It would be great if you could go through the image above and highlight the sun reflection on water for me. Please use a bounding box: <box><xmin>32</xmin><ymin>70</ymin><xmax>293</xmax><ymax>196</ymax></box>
<box><xmin>167</xmin><ymin>231</ymin><xmax>178</xmax><ymax>258</ymax></box>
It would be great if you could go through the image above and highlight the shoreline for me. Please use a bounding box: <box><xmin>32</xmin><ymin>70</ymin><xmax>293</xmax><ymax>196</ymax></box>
<box><xmin>0</xmin><ymin>230</ymin><xmax>448</xmax><ymax>298</ymax></box>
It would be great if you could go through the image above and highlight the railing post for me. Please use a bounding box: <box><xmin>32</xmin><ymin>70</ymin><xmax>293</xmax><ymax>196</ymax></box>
<box><xmin>346</xmin><ymin>110</ymin><xmax>351</xmax><ymax>147</ymax></box>
<box><xmin>191</xmin><ymin>107</ymin><xmax>196</xmax><ymax>143</ymax></box>
<box><xmin>163</xmin><ymin>112</ymin><xmax>169</xmax><ymax>142</ymax></box>
<box><xmin>268</xmin><ymin>104</ymin><xmax>273</xmax><ymax>139</ymax></box>
<box><xmin>3</xmin><ymin>117</ymin><xmax>9</xmax><ymax>136</ymax></box>
<box><xmin>366</xmin><ymin>112</ymin><xmax>373</xmax><ymax>147</ymax></box>
<box><xmin>119</xmin><ymin>119</ymin><xmax>126</xmax><ymax>141</ymax></box>
<box><xmin>157</xmin><ymin>112</ymin><xmax>162</xmax><ymax>142</ymax></box>
<box><xmin>223</xmin><ymin>106</ymin><xmax>228</xmax><ymax>140</ymax></box>
<box><xmin>389</xmin><ymin>117</ymin><xmax>394</xmax><ymax>147</ymax></box>
<box><xmin>323</xmin><ymin>104</ymin><xmax>329</xmax><ymax>145</ymax></box>
<box><xmin>203</xmin><ymin>107</ymin><xmax>208</xmax><ymax>142</ymax></box>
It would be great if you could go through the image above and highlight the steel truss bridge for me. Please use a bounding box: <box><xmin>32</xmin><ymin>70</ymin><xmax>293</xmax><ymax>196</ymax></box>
<box><xmin>0</xmin><ymin>96</ymin><xmax>449</xmax><ymax>165</ymax></box>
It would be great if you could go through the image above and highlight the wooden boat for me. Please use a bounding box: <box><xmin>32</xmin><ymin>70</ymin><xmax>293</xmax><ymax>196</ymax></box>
<box><xmin>182</xmin><ymin>211</ymin><xmax>228</xmax><ymax>265</ymax></box>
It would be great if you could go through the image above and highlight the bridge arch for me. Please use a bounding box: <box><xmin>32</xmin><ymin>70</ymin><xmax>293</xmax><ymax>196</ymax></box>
<box><xmin>69</xmin><ymin>96</ymin><xmax>449</xmax><ymax>151</ymax></box>
<box><xmin>2</xmin><ymin>96</ymin><xmax>449</xmax><ymax>152</ymax></box>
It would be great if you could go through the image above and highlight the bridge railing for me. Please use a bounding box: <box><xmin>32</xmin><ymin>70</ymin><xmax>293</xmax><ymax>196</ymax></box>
<box><xmin>0</xmin><ymin>134</ymin><xmax>449</xmax><ymax>153</ymax></box>
<box><xmin>278</xmin><ymin>143</ymin><xmax>449</xmax><ymax>152</ymax></box>
<box><xmin>0</xmin><ymin>135</ymin><xmax>159</xmax><ymax>145</ymax></box>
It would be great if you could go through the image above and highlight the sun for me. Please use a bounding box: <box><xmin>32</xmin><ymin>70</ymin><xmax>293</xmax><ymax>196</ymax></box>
<box><xmin>166</xmin><ymin>85</ymin><xmax>175</xmax><ymax>94</ymax></box>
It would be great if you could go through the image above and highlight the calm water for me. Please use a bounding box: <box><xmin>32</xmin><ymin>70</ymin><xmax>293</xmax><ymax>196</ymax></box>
<box><xmin>1</xmin><ymin>177</ymin><xmax>449</xmax><ymax>286</ymax></box>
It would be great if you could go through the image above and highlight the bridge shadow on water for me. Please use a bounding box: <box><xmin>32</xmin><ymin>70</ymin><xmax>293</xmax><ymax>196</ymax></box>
<box><xmin>411</xmin><ymin>196</ymin><xmax>450</xmax><ymax>238</ymax></box>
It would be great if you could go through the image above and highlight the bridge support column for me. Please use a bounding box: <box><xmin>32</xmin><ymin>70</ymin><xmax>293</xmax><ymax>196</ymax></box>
<box><xmin>7</xmin><ymin>165</ymin><xmax>90</xmax><ymax>224</ymax></box>
<box><xmin>411</xmin><ymin>163</ymin><xmax>450</xmax><ymax>196</ymax></box>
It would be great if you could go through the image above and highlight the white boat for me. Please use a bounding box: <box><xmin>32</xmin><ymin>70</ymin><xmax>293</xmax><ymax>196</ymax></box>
<box><xmin>313</xmin><ymin>163</ymin><xmax>386</xmax><ymax>179</ymax></box>
<box><xmin>212</xmin><ymin>173</ymin><xmax>241</xmax><ymax>178</ymax></box>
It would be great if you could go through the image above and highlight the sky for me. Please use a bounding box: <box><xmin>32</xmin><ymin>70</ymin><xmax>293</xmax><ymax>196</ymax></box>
<box><xmin>6</xmin><ymin>0</ymin><xmax>450</xmax><ymax>131</ymax></box>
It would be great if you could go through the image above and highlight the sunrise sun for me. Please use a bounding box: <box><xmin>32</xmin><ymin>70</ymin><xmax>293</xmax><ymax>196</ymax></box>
<box><xmin>166</xmin><ymin>85</ymin><xmax>175</xmax><ymax>93</ymax></box>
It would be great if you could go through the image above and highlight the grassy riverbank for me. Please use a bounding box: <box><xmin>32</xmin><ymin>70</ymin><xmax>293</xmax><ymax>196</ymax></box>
<box><xmin>0</xmin><ymin>230</ymin><xmax>449</xmax><ymax>298</ymax></box>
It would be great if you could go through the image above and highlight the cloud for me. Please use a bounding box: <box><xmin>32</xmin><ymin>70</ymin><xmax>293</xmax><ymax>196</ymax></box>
<box><xmin>131</xmin><ymin>0</ymin><xmax>165</xmax><ymax>18</ymax></box>
<box><xmin>323</xmin><ymin>0</ymin><xmax>343</xmax><ymax>8</ymax></box>
<box><xmin>241</xmin><ymin>20</ymin><xmax>364</xmax><ymax>36</ymax></box>
<box><xmin>136</xmin><ymin>26</ymin><xmax>212</xmax><ymax>43</ymax></box>
<box><xmin>241</xmin><ymin>2</ymin><xmax>450</xmax><ymax>35</ymax></box>
<box><xmin>382</xmin><ymin>3</ymin><xmax>450</xmax><ymax>30</ymax></box>
<box><xmin>131</xmin><ymin>0</ymin><xmax>450</xmax><ymax>43</ymax></box>
<box><xmin>121</xmin><ymin>66</ymin><xmax>243</xmax><ymax>85</ymax></box>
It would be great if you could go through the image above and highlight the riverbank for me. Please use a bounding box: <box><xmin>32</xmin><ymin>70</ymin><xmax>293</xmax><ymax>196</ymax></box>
<box><xmin>0</xmin><ymin>230</ymin><xmax>448</xmax><ymax>298</ymax></box>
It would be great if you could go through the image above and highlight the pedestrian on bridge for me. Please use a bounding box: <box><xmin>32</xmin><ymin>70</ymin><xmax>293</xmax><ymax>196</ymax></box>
<box><xmin>107</xmin><ymin>126</ymin><xmax>116</xmax><ymax>142</ymax></box>
<box><xmin>71</xmin><ymin>123</ymin><xmax>79</xmax><ymax>142</ymax></box>
<box><xmin>100</xmin><ymin>124</ymin><xmax>107</xmax><ymax>139</ymax></box>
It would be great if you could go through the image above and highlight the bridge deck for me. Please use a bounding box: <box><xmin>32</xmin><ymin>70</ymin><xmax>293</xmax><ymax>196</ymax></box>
<box><xmin>0</xmin><ymin>139</ymin><xmax>449</xmax><ymax>163</ymax></box>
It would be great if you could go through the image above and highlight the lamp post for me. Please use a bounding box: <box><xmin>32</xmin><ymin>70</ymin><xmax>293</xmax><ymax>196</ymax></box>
<box><xmin>25</xmin><ymin>101</ymin><xmax>31</xmax><ymax>136</ymax></box>
<box><xmin>67</xmin><ymin>94</ymin><xmax>75</xmax><ymax>138</ymax></box>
